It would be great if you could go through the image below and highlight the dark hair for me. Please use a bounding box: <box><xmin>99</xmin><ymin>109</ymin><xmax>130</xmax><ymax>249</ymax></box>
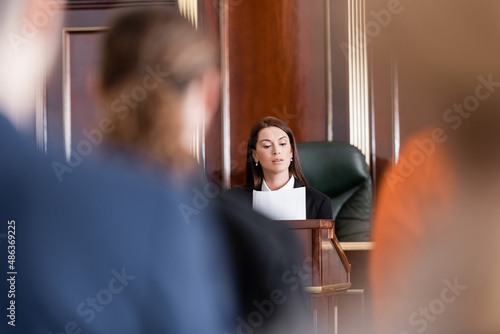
<box><xmin>98</xmin><ymin>8</ymin><xmax>215</xmax><ymax>168</ymax></box>
<box><xmin>245</xmin><ymin>117</ymin><xmax>308</xmax><ymax>190</ymax></box>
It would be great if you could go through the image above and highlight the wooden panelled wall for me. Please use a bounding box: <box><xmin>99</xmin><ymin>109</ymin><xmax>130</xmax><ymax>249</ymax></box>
<box><xmin>44</xmin><ymin>0</ymin><xmax>180</xmax><ymax>160</ymax></box>
<box><xmin>202</xmin><ymin>0</ymin><xmax>399</xmax><ymax>193</ymax></box>
<box><xmin>203</xmin><ymin>0</ymin><xmax>351</xmax><ymax>188</ymax></box>
<box><xmin>41</xmin><ymin>0</ymin><xmax>414</xmax><ymax>212</ymax></box>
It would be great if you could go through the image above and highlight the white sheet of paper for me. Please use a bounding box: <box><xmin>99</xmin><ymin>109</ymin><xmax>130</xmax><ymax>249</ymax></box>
<box><xmin>252</xmin><ymin>187</ymin><xmax>306</xmax><ymax>220</ymax></box>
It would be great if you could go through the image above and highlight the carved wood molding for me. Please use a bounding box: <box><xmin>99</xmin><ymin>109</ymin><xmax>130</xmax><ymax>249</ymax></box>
<box><xmin>347</xmin><ymin>0</ymin><xmax>371</xmax><ymax>166</ymax></box>
<box><xmin>61</xmin><ymin>27</ymin><xmax>109</xmax><ymax>160</ymax></box>
<box><xmin>64</xmin><ymin>0</ymin><xmax>176</xmax><ymax>10</ymax></box>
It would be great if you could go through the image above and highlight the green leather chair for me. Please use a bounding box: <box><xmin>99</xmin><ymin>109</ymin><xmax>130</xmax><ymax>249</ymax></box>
<box><xmin>296</xmin><ymin>141</ymin><xmax>372</xmax><ymax>241</ymax></box>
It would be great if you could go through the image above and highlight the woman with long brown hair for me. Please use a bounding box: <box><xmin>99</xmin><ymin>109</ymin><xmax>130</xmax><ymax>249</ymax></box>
<box><xmin>243</xmin><ymin>116</ymin><xmax>332</xmax><ymax>219</ymax></box>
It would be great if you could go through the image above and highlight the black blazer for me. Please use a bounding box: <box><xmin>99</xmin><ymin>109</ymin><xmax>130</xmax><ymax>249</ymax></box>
<box><xmin>233</xmin><ymin>179</ymin><xmax>333</xmax><ymax>220</ymax></box>
<box><xmin>212</xmin><ymin>190</ymin><xmax>311</xmax><ymax>333</ymax></box>
<box><xmin>294</xmin><ymin>179</ymin><xmax>333</xmax><ymax>219</ymax></box>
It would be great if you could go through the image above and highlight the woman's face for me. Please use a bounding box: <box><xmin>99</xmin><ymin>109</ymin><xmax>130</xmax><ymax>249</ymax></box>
<box><xmin>253</xmin><ymin>126</ymin><xmax>293</xmax><ymax>177</ymax></box>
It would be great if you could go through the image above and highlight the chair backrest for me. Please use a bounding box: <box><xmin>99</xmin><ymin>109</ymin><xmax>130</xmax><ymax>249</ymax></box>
<box><xmin>296</xmin><ymin>141</ymin><xmax>372</xmax><ymax>241</ymax></box>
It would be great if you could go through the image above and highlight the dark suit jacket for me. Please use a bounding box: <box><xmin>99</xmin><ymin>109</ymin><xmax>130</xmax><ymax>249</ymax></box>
<box><xmin>213</xmin><ymin>189</ymin><xmax>311</xmax><ymax>334</ymax></box>
<box><xmin>234</xmin><ymin>179</ymin><xmax>333</xmax><ymax>220</ymax></box>
<box><xmin>0</xmin><ymin>114</ymin><xmax>229</xmax><ymax>334</ymax></box>
<box><xmin>294</xmin><ymin>179</ymin><xmax>334</xmax><ymax>220</ymax></box>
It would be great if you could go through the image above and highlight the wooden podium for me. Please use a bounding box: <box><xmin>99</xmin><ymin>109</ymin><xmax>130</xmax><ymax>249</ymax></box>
<box><xmin>281</xmin><ymin>219</ymin><xmax>351</xmax><ymax>334</ymax></box>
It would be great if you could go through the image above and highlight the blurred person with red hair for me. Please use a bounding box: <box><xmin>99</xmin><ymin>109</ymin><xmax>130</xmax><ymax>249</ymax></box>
<box><xmin>370</xmin><ymin>1</ymin><xmax>500</xmax><ymax>333</ymax></box>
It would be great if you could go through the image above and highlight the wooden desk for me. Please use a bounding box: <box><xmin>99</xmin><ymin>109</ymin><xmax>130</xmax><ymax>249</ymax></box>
<box><xmin>281</xmin><ymin>219</ymin><xmax>351</xmax><ymax>334</ymax></box>
<box><xmin>338</xmin><ymin>241</ymin><xmax>374</xmax><ymax>334</ymax></box>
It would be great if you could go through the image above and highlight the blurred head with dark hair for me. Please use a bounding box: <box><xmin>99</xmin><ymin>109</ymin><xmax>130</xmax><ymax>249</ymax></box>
<box><xmin>97</xmin><ymin>8</ymin><xmax>219</xmax><ymax>172</ymax></box>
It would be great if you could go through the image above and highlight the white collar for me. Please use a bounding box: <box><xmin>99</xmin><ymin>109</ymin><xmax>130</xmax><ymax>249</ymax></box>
<box><xmin>261</xmin><ymin>175</ymin><xmax>295</xmax><ymax>191</ymax></box>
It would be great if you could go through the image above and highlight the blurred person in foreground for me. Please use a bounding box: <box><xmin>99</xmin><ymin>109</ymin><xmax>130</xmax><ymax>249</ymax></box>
<box><xmin>370</xmin><ymin>1</ymin><xmax>500</xmax><ymax>333</ymax></box>
<box><xmin>0</xmin><ymin>1</ymin><xmax>231</xmax><ymax>333</ymax></box>
<box><xmin>93</xmin><ymin>9</ymin><xmax>311</xmax><ymax>334</ymax></box>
